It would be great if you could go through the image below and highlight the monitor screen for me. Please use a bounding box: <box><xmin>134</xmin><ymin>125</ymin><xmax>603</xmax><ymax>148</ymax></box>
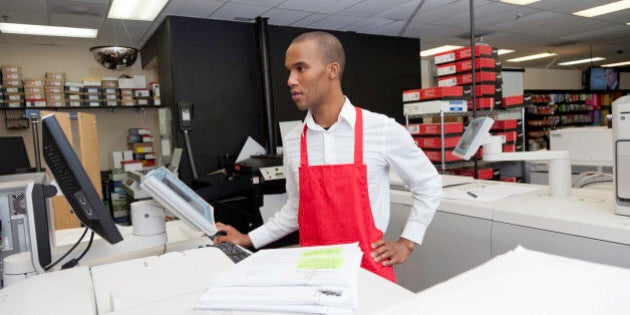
<box><xmin>41</xmin><ymin>114</ymin><xmax>123</xmax><ymax>244</ymax></box>
<box><xmin>453</xmin><ymin>117</ymin><xmax>495</xmax><ymax>160</ymax></box>
<box><xmin>0</xmin><ymin>137</ymin><xmax>31</xmax><ymax>175</ymax></box>
<box><xmin>590</xmin><ymin>67</ymin><xmax>619</xmax><ymax>90</ymax></box>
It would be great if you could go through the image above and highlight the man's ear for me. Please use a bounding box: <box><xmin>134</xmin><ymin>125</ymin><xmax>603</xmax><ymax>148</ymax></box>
<box><xmin>328</xmin><ymin>62</ymin><xmax>340</xmax><ymax>80</ymax></box>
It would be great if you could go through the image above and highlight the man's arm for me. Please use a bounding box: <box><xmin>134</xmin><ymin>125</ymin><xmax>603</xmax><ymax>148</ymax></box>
<box><xmin>371</xmin><ymin>119</ymin><xmax>442</xmax><ymax>265</ymax></box>
<box><xmin>215</xmin><ymin>153</ymin><xmax>300</xmax><ymax>249</ymax></box>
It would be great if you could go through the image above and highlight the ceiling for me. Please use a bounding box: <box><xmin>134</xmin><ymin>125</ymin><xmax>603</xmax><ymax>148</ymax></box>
<box><xmin>1</xmin><ymin>0</ymin><xmax>630</xmax><ymax>70</ymax></box>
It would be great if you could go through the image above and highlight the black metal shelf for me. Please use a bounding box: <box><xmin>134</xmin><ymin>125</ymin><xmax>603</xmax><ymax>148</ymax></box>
<box><xmin>0</xmin><ymin>105</ymin><xmax>162</xmax><ymax>110</ymax></box>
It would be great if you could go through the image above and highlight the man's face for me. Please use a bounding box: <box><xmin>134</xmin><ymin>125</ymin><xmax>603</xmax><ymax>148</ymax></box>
<box><xmin>285</xmin><ymin>40</ymin><xmax>330</xmax><ymax>111</ymax></box>
<box><xmin>607</xmin><ymin>69</ymin><xmax>617</xmax><ymax>87</ymax></box>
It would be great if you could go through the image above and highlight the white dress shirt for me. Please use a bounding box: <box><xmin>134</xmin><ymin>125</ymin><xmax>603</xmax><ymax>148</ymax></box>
<box><xmin>249</xmin><ymin>97</ymin><xmax>442</xmax><ymax>248</ymax></box>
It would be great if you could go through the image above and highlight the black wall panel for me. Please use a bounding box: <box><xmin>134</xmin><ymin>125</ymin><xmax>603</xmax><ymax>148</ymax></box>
<box><xmin>142</xmin><ymin>16</ymin><xmax>420</xmax><ymax>184</ymax></box>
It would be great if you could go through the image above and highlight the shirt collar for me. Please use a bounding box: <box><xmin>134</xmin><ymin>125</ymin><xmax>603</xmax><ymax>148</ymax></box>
<box><xmin>304</xmin><ymin>97</ymin><xmax>355</xmax><ymax>131</ymax></box>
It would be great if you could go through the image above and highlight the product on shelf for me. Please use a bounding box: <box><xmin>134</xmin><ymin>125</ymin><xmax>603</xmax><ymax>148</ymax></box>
<box><xmin>406</xmin><ymin>122</ymin><xmax>464</xmax><ymax>136</ymax></box>
<box><xmin>414</xmin><ymin>136</ymin><xmax>462</xmax><ymax>149</ymax></box>
<box><xmin>403</xmin><ymin>100</ymin><xmax>467</xmax><ymax>115</ymax></box>
<box><xmin>451</xmin><ymin>167</ymin><xmax>496</xmax><ymax>180</ymax></box>
<box><xmin>128</xmin><ymin>128</ymin><xmax>156</xmax><ymax>167</ymax></box>
<box><xmin>438</xmin><ymin>71</ymin><xmax>497</xmax><ymax>87</ymax></box>
<box><xmin>403</xmin><ymin>86</ymin><xmax>471</xmax><ymax>102</ymax></box>
<box><xmin>467</xmin><ymin>97</ymin><xmax>496</xmax><ymax>110</ymax></box>
<box><xmin>434</xmin><ymin>45</ymin><xmax>495</xmax><ymax>65</ymax></box>
<box><xmin>424</xmin><ymin>149</ymin><xmax>464</xmax><ymax>163</ymax></box>
<box><xmin>436</xmin><ymin>58</ymin><xmax>498</xmax><ymax>77</ymax></box>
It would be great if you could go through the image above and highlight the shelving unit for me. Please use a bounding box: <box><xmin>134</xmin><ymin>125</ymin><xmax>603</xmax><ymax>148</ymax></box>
<box><xmin>405</xmin><ymin>107</ymin><xmax>525</xmax><ymax>173</ymax></box>
<box><xmin>525</xmin><ymin>90</ymin><xmax>630</xmax><ymax>150</ymax></box>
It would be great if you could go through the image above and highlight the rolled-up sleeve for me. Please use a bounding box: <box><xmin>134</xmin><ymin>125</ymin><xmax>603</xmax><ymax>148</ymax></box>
<box><xmin>384</xmin><ymin>119</ymin><xmax>442</xmax><ymax>245</ymax></box>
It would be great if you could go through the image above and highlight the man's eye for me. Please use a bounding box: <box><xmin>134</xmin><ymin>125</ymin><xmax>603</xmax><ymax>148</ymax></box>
<box><xmin>297</xmin><ymin>66</ymin><xmax>305</xmax><ymax>72</ymax></box>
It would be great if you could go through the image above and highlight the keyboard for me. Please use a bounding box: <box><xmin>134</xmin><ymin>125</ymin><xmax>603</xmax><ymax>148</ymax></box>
<box><xmin>211</xmin><ymin>243</ymin><xmax>251</xmax><ymax>263</ymax></box>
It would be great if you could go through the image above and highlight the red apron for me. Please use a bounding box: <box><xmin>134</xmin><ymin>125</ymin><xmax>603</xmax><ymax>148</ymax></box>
<box><xmin>298</xmin><ymin>106</ymin><xmax>396</xmax><ymax>282</ymax></box>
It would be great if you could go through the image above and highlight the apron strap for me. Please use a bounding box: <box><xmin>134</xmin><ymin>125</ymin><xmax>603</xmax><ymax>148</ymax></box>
<box><xmin>300</xmin><ymin>106</ymin><xmax>364</xmax><ymax>167</ymax></box>
<box><xmin>354</xmin><ymin>106</ymin><xmax>363</xmax><ymax>165</ymax></box>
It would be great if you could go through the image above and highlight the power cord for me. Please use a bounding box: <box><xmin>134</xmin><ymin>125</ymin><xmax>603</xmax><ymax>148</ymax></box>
<box><xmin>61</xmin><ymin>231</ymin><xmax>95</xmax><ymax>270</ymax></box>
<box><xmin>44</xmin><ymin>227</ymin><xmax>88</xmax><ymax>271</ymax></box>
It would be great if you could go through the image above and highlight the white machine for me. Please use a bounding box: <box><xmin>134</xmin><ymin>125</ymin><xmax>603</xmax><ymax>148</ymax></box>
<box><xmin>453</xmin><ymin>117</ymin><xmax>572</xmax><ymax>197</ymax></box>
<box><xmin>613</xmin><ymin>96</ymin><xmax>630</xmax><ymax>216</ymax></box>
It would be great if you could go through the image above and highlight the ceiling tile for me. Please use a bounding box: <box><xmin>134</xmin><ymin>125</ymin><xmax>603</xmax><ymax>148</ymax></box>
<box><xmin>264</xmin><ymin>8</ymin><xmax>311</xmax><ymax>25</ymax></box>
<box><xmin>163</xmin><ymin>0</ymin><xmax>225</xmax><ymax>18</ymax></box>
<box><xmin>307</xmin><ymin>15</ymin><xmax>363</xmax><ymax>30</ymax></box>
<box><xmin>279</xmin><ymin>0</ymin><xmax>336</xmax><ymax>12</ymax></box>
<box><xmin>367</xmin><ymin>21</ymin><xmax>409</xmax><ymax>37</ymax></box>
<box><xmin>1</xmin><ymin>11</ymin><xmax>48</xmax><ymax>25</ymax></box>
<box><xmin>47</xmin><ymin>0</ymin><xmax>108</xmax><ymax>16</ymax></box>
<box><xmin>290</xmin><ymin>13</ymin><xmax>329</xmax><ymax>27</ymax></box>
<box><xmin>0</xmin><ymin>0</ymin><xmax>47</xmax><ymax>13</ymax></box>
<box><xmin>315</xmin><ymin>0</ymin><xmax>363</xmax><ymax>14</ymax></box>
<box><xmin>0</xmin><ymin>34</ymin><xmax>53</xmax><ymax>45</ymax></box>
<box><xmin>51</xmin><ymin>36</ymin><xmax>97</xmax><ymax>47</ymax></box>
<box><xmin>231</xmin><ymin>0</ymin><xmax>286</xmax><ymax>7</ymax></box>
<box><xmin>341</xmin><ymin>17</ymin><xmax>396</xmax><ymax>32</ymax></box>
<box><xmin>49</xmin><ymin>13</ymin><xmax>102</xmax><ymax>28</ymax></box>
<box><xmin>375</xmin><ymin>0</ymin><xmax>426</xmax><ymax>20</ymax></box>
<box><xmin>339</xmin><ymin>0</ymin><xmax>413</xmax><ymax>17</ymax></box>
<box><xmin>209</xmin><ymin>2</ymin><xmax>272</xmax><ymax>20</ymax></box>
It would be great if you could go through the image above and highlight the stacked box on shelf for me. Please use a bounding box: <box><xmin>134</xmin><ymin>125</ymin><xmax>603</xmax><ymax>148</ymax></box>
<box><xmin>406</xmin><ymin>122</ymin><xmax>465</xmax><ymax>162</ymax></box>
<box><xmin>65</xmin><ymin>82</ymin><xmax>84</xmax><ymax>107</ymax></box>
<box><xmin>128</xmin><ymin>128</ymin><xmax>156</xmax><ymax>167</ymax></box>
<box><xmin>24</xmin><ymin>78</ymin><xmax>46</xmax><ymax>107</ymax></box>
<box><xmin>110</xmin><ymin>169</ymin><xmax>130</xmax><ymax>224</ymax></box>
<box><xmin>44</xmin><ymin>72</ymin><xmax>66</xmax><ymax>107</ymax></box>
<box><xmin>402</xmin><ymin>86</ymin><xmax>470</xmax><ymax>115</ymax></box>
<box><xmin>1</xmin><ymin>65</ymin><xmax>25</xmax><ymax>108</ymax></box>
<box><xmin>435</xmin><ymin>45</ymin><xmax>503</xmax><ymax>111</ymax></box>
<box><xmin>120</xmin><ymin>89</ymin><xmax>136</xmax><ymax>106</ymax></box>
<box><xmin>449</xmin><ymin>167</ymin><xmax>499</xmax><ymax>180</ymax></box>
<box><xmin>490</xmin><ymin>119</ymin><xmax>519</xmax><ymax>152</ymax></box>
<box><xmin>102</xmin><ymin>77</ymin><xmax>120</xmax><ymax>106</ymax></box>
<box><xmin>83</xmin><ymin>78</ymin><xmax>102</xmax><ymax>107</ymax></box>
<box><xmin>133</xmin><ymin>88</ymin><xmax>151</xmax><ymax>106</ymax></box>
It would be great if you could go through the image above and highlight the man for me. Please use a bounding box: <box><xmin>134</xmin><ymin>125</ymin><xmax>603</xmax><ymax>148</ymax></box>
<box><xmin>215</xmin><ymin>31</ymin><xmax>442</xmax><ymax>282</ymax></box>
<box><xmin>606</xmin><ymin>68</ymin><xmax>619</xmax><ymax>90</ymax></box>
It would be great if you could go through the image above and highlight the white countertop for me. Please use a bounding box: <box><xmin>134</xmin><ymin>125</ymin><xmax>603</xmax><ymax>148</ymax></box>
<box><xmin>391</xmin><ymin>180</ymin><xmax>630</xmax><ymax>245</ymax></box>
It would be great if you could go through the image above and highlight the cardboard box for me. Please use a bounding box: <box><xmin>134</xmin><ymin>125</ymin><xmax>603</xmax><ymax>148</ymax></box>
<box><xmin>23</xmin><ymin>78</ymin><xmax>45</xmax><ymax>87</ymax></box>
<box><xmin>491</xmin><ymin>119</ymin><xmax>518</xmax><ymax>131</ymax></box>
<box><xmin>133</xmin><ymin>88</ymin><xmax>151</xmax><ymax>98</ymax></box>
<box><xmin>467</xmin><ymin>98</ymin><xmax>495</xmax><ymax>110</ymax></box>
<box><xmin>25</xmin><ymin>99</ymin><xmax>47</xmax><ymax>107</ymax></box>
<box><xmin>403</xmin><ymin>86</ymin><xmax>471</xmax><ymax>102</ymax></box>
<box><xmin>66</xmin><ymin>100</ymin><xmax>83</xmax><ymax>107</ymax></box>
<box><xmin>24</xmin><ymin>87</ymin><xmax>44</xmax><ymax>95</ymax></box>
<box><xmin>121</xmin><ymin>160</ymin><xmax>143</xmax><ymax>172</ymax></box>
<box><xmin>5</xmin><ymin>93</ymin><xmax>24</xmax><ymax>101</ymax></box>
<box><xmin>434</xmin><ymin>45</ymin><xmax>494</xmax><ymax>65</ymax></box>
<box><xmin>2</xmin><ymin>87</ymin><xmax>23</xmax><ymax>94</ymax></box>
<box><xmin>403</xmin><ymin>100</ymin><xmax>467</xmax><ymax>115</ymax></box>
<box><xmin>501</xmin><ymin>95</ymin><xmax>525</xmax><ymax>108</ymax></box>
<box><xmin>6</xmin><ymin>101</ymin><xmax>23</xmax><ymax>108</ymax></box>
<box><xmin>406</xmin><ymin>122</ymin><xmax>464</xmax><ymax>136</ymax></box>
<box><xmin>438</xmin><ymin>71</ymin><xmax>497</xmax><ymax>86</ymax></box>
<box><xmin>121</xmin><ymin>99</ymin><xmax>137</xmax><ymax>106</ymax></box>
<box><xmin>45</xmin><ymin>72</ymin><xmax>66</xmax><ymax>80</ymax></box>
<box><xmin>129</xmin><ymin>128</ymin><xmax>151</xmax><ymax>136</ymax></box>
<box><xmin>1</xmin><ymin>65</ymin><xmax>22</xmax><ymax>73</ymax></box>
<box><xmin>3</xmin><ymin>79</ymin><xmax>21</xmax><ymax>87</ymax></box>
<box><xmin>83</xmin><ymin>78</ymin><xmax>101</xmax><ymax>86</ymax></box>
<box><xmin>45</xmin><ymin>86</ymin><xmax>64</xmax><ymax>94</ymax></box>
<box><xmin>2</xmin><ymin>73</ymin><xmax>21</xmax><ymax>80</ymax></box>
<box><xmin>84</xmin><ymin>87</ymin><xmax>101</xmax><ymax>94</ymax></box>
<box><xmin>120</xmin><ymin>89</ymin><xmax>134</xmax><ymax>97</ymax></box>
<box><xmin>118</xmin><ymin>78</ymin><xmax>135</xmax><ymax>89</ymax></box>
<box><xmin>67</xmin><ymin>94</ymin><xmax>82</xmax><ymax>100</ymax></box>
<box><xmin>102</xmin><ymin>77</ymin><xmax>118</xmax><ymax>88</ymax></box>
<box><xmin>437</xmin><ymin>58</ymin><xmax>497</xmax><ymax>77</ymax></box>
<box><xmin>414</xmin><ymin>136</ymin><xmax>462</xmax><ymax>149</ymax></box>
<box><xmin>85</xmin><ymin>94</ymin><xmax>100</xmax><ymax>101</ymax></box>
<box><xmin>64</xmin><ymin>83</ymin><xmax>84</xmax><ymax>93</ymax></box>
<box><xmin>105</xmin><ymin>100</ymin><xmax>120</xmax><ymax>106</ymax></box>
<box><xmin>451</xmin><ymin>167</ymin><xmax>495</xmax><ymax>179</ymax></box>
<box><xmin>45</xmin><ymin>79</ymin><xmax>64</xmax><ymax>86</ymax></box>
<box><xmin>136</xmin><ymin>98</ymin><xmax>150</xmax><ymax>106</ymax></box>
<box><xmin>461</xmin><ymin>84</ymin><xmax>496</xmax><ymax>97</ymax></box>
<box><xmin>46</xmin><ymin>100</ymin><xmax>64</xmax><ymax>107</ymax></box>
<box><xmin>102</xmin><ymin>87</ymin><xmax>118</xmax><ymax>95</ymax></box>
<box><xmin>86</xmin><ymin>101</ymin><xmax>101</xmax><ymax>107</ymax></box>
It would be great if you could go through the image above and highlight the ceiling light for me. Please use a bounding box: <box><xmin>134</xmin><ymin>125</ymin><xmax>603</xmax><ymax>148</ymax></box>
<box><xmin>558</xmin><ymin>57</ymin><xmax>605</xmax><ymax>66</ymax></box>
<box><xmin>572</xmin><ymin>0</ymin><xmax>630</xmax><ymax>18</ymax></box>
<box><xmin>500</xmin><ymin>0</ymin><xmax>541</xmax><ymax>5</ymax></box>
<box><xmin>602</xmin><ymin>60</ymin><xmax>630</xmax><ymax>67</ymax></box>
<box><xmin>507</xmin><ymin>52</ymin><xmax>557</xmax><ymax>62</ymax></box>
<box><xmin>0</xmin><ymin>22</ymin><xmax>97</xmax><ymax>38</ymax></box>
<box><xmin>108</xmin><ymin>0</ymin><xmax>169</xmax><ymax>21</ymax></box>
<box><xmin>420</xmin><ymin>45</ymin><xmax>463</xmax><ymax>57</ymax></box>
<box><xmin>497</xmin><ymin>49</ymin><xmax>515</xmax><ymax>55</ymax></box>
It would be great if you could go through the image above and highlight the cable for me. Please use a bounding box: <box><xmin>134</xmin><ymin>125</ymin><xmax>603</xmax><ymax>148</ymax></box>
<box><xmin>44</xmin><ymin>227</ymin><xmax>88</xmax><ymax>271</ymax></box>
<box><xmin>61</xmin><ymin>231</ymin><xmax>94</xmax><ymax>270</ymax></box>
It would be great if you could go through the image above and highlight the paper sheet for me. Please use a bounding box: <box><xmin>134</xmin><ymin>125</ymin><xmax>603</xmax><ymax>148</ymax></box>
<box><xmin>235</xmin><ymin>136</ymin><xmax>266</xmax><ymax>163</ymax></box>
<box><xmin>443</xmin><ymin>184</ymin><xmax>540</xmax><ymax>202</ymax></box>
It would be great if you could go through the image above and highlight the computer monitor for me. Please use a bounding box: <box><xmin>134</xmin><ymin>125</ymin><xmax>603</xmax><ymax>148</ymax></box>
<box><xmin>0</xmin><ymin>137</ymin><xmax>32</xmax><ymax>175</ymax></box>
<box><xmin>141</xmin><ymin>167</ymin><xmax>218</xmax><ymax>235</ymax></box>
<box><xmin>41</xmin><ymin>114</ymin><xmax>123</xmax><ymax>244</ymax></box>
<box><xmin>453</xmin><ymin>117</ymin><xmax>495</xmax><ymax>160</ymax></box>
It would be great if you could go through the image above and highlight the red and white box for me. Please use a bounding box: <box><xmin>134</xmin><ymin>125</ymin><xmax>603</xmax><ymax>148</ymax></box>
<box><xmin>414</xmin><ymin>136</ymin><xmax>462</xmax><ymax>149</ymax></box>
<box><xmin>434</xmin><ymin>45</ymin><xmax>494</xmax><ymax>65</ymax></box>
<box><xmin>403</xmin><ymin>86</ymin><xmax>471</xmax><ymax>102</ymax></box>
<box><xmin>501</xmin><ymin>95</ymin><xmax>525</xmax><ymax>108</ymax></box>
<box><xmin>452</xmin><ymin>167</ymin><xmax>495</xmax><ymax>180</ymax></box>
<box><xmin>436</xmin><ymin>58</ymin><xmax>497</xmax><ymax>77</ymax></box>
<box><xmin>424</xmin><ymin>149</ymin><xmax>464</xmax><ymax>162</ymax></box>
<box><xmin>491</xmin><ymin>119</ymin><xmax>518</xmax><ymax>131</ymax></box>
<box><xmin>406</xmin><ymin>122</ymin><xmax>464</xmax><ymax>136</ymax></box>
<box><xmin>494</xmin><ymin>131</ymin><xmax>517</xmax><ymax>143</ymax></box>
<box><xmin>467</xmin><ymin>98</ymin><xmax>495</xmax><ymax>110</ymax></box>
<box><xmin>438</xmin><ymin>71</ymin><xmax>497</xmax><ymax>86</ymax></box>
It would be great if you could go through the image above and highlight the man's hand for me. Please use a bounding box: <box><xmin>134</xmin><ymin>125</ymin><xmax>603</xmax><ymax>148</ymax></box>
<box><xmin>213</xmin><ymin>222</ymin><xmax>253</xmax><ymax>248</ymax></box>
<box><xmin>370</xmin><ymin>238</ymin><xmax>416</xmax><ymax>266</ymax></box>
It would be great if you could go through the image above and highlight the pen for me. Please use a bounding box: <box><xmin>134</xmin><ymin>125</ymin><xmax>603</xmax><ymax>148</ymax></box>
<box><xmin>467</xmin><ymin>191</ymin><xmax>478</xmax><ymax>198</ymax></box>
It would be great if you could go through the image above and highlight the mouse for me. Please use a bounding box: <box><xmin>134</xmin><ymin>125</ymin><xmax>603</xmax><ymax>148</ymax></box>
<box><xmin>209</xmin><ymin>231</ymin><xmax>227</xmax><ymax>241</ymax></box>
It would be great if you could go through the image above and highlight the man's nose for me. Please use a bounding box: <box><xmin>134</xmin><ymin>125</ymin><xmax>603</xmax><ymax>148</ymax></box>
<box><xmin>287</xmin><ymin>71</ymin><xmax>297</xmax><ymax>87</ymax></box>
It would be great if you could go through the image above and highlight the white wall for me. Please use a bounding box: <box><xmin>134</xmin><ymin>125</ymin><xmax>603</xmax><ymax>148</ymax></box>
<box><xmin>523</xmin><ymin>68</ymin><xmax>583</xmax><ymax>90</ymax></box>
<box><xmin>621</xmin><ymin>72</ymin><xmax>630</xmax><ymax>90</ymax></box>
<box><xmin>0</xmin><ymin>43</ymin><xmax>161</xmax><ymax>170</ymax></box>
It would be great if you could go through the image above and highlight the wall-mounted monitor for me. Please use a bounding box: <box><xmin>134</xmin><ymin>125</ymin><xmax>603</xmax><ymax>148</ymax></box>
<box><xmin>590</xmin><ymin>67</ymin><xmax>619</xmax><ymax>90</ymax></box>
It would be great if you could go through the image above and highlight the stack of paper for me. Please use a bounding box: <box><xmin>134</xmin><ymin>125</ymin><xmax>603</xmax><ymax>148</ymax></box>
<box><xmin>195</xmin><ymin>243</ymin><xmax>363</xmax><ymax>314</ymax></box>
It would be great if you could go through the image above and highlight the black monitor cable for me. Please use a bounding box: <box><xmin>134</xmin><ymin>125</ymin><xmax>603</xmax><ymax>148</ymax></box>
<box><xmin>44</xmin><ymin>227</ymin><xmax>88</xmax><ymax>271</ymax></box>
<box><xmin>61</xmin><ymin>230</ymin><xmax>95</xmax><ymax>270</ymax></box>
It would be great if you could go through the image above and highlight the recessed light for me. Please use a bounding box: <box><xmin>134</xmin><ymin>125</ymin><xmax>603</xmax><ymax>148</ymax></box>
<box><xmin>420</xmin><ymin>45</ymin><xmax>463</xmax><ymax>57</ymax></box>
<box><xmin>573</xmin><ymin>0</ymin><xmax>630</xmax><ymax>18</ymax></box>
<box><xmin>507</xmin><ymin>52</ymin><xmax>557</xmax><ymax>62</ymax></box>
<box><xmin>558</xmin><ymin>57</ymin><xmax>605</xmax><ymax>66</ymax></box>
<box><xmin>0</xmin><ymin>22</ymin><xmax>97</xmax><ymax>38</ymax></box>
<box><xmin>500</xmin><ymin>0</ymin><xmax>541</xmax><ymax>5</ymax></box>
<box><xmin>601</xmin><ymin>60</ymin><xmax>630</xmax><ymax>67</ymax></box>
<box><xmin>108</xmin><ymin>0</ymin><xmax>169</xmax><ymax>21</ymax></box>
<box><xmin>497</xmin><ymin>49</ymin><xmax>515</xmax><ymax>55</ymax></box>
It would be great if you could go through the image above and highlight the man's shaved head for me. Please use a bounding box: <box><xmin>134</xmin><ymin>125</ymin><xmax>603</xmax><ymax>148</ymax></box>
<box><xmin>290</xmin><ymin>31</ymin><xmax>346</xmax><ymax>80</ymax></box>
